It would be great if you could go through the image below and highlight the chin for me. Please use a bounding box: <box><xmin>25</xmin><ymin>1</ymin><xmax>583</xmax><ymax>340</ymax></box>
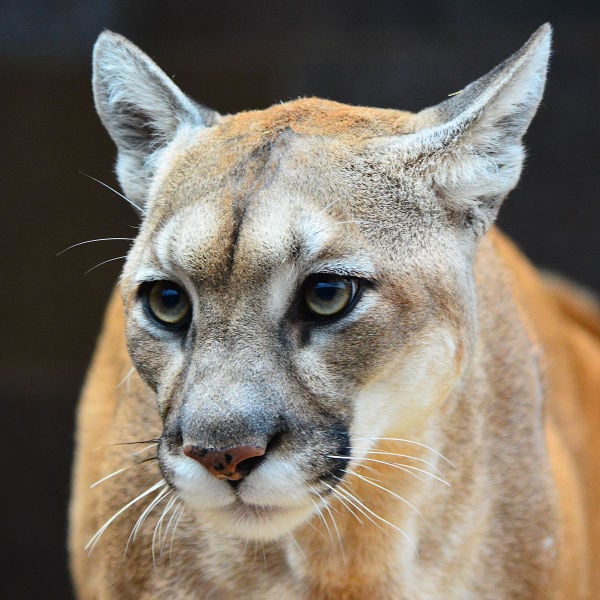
<box><xmin>202</xmin><ymin>501</ymin><xmax>316</xmax><ymax>541</ymax></box>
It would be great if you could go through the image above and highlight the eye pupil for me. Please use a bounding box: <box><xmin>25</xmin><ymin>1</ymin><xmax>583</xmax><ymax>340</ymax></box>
<box><xmin>160</xmin><ymin>288</ymin><xmax>180</xmax><ymax>309</ymax></box>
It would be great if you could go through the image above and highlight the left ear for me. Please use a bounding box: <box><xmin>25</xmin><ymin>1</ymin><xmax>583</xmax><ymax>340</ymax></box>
<box><xmin>390</xmin><ymin>24</ymin><xmax>551</xmax><ymax>234</ymax></box>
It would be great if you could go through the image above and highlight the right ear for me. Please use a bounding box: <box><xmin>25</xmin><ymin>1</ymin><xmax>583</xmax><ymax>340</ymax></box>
<box><xmin>92</xmin><ymin>31</ymin><xmax>219</xmax><ymax>211</ymax></box>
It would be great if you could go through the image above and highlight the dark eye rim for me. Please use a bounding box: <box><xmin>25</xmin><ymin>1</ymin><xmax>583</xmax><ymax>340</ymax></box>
<box><xmin>138</xmin><ymin>280</ymin><xmax>192</xmax><ymax>330</ymax></box>
<box><xmin>297</xmin><ymin>273</ymin><xmax>366</xmax><ymax>323</ymax></box>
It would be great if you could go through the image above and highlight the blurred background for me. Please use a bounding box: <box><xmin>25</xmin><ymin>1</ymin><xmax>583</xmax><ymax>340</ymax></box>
<box><xmin>1</xmin><ymin>1</ymin><xmax>598</xmax><ymax>597</ymax></box>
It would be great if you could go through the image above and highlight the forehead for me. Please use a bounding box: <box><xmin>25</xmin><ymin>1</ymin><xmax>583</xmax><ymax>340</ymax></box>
<box><xmin>131</xmin><ymin>98</ymin><xmax>424</xmax><ymax>283</ymax></box>
<box><xmin>151</xmin><ymin>182</ymin><xmax>374</xmax><ymax>287</ymax></box>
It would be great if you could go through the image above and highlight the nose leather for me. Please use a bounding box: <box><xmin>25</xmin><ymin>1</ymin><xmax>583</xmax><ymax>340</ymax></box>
<box><xmin>183</xmin><ymin>444</ymin><xmax>266</xmax><ymax>481</ymax></box>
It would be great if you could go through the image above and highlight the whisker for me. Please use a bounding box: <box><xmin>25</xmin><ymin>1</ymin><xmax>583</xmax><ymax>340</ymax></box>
<box><xmin>125</xmin><ymin>484</ymin><xmax>170</xmax><ymax>555</ymax></box>
<box><xmin>329</xmin><ymin>454</ymin><xmax>450</xmax><ymax>487</ymax></box>
<box><xmin>89</xmin><ymin>442</ymin><xmax>158</xmax><ymax>489</ymax></box>
<box><xmin>85</xmin><ymin>479</ymin><xmax>166</xmax><ymax>554</ymax></box>
<box><xmin>311</xmin><ymin>498</ymin><xmax>333</xmax><ymax>545</ymax></box>
<box><xmin>159</xmin><ymin>496</ymin><xmax>181</xmax><ymax>555</ymax></box>
<box><xmin>79</xmin><ymin>171</ymin><xmax>143</xmax><ymax>214</ymax></box>
<box><xmin>332</xmin><ymin>484</ymin><xmax>391</xmax><ymax>538</ymax></box>
<box><xmin>314</xmin><ymin>490</ymin><xmax>344</xmax><ymax>560</ymax></box>
<box><xmin>129</xmin><ymin>443</ymin><xmax>159</xmax><ymax>457</ymax></box>
<box><xmin>310</xmin><ymin>497</ymin><xmax>335</xmax><ymax>547</ymax></box>
<box><xmin>287</xmin><ymin>533</ymin><xmax>309</xmax><ymax>568</ymax></box>
<box><xmin>355</xmin><ymin>435</ymin><xmax>454</xmax><ymax>467</ymax></box>
<box><xmin>169</xmin><ymin>503</ymin><xmax>185</xmax><ymax>559</ymax></box>
<box><xmin>251</xmin><ymin>538</ymin><xmax>260</xmax><ymax>568</ymax></box>
<box><xmin>93</xmin><ymin>438</ymin><xmax>159</xmax><ymax>454</ymax></box>
<box><xmin>351</xmin><ymin>472</ymin><xmax>428</xmax><ymax>525</ymax></box>
<box><xmin>135</xmin><ymin>456</ymin><xmax>159</xmax><ymax>466</ymax></box>
<box><xmin>351</xmin><ymin>448</ymin><xmax>444</xmax><ymax>474</ymax></box>
<box><xmin>108</xmin><ymin>439</ymin><xmax>160</xmax><ymax>447</ymax></box>
<box><xmin>117</xmin><ymin>367</ymin><xmax>136</xmax><ymax>389</ymax></box>
<box><xmin>90</xmin><ymin>466</ymin><xmax>130</xmax><ymax>489</ymax></box>
<box><xmin>340</xmin><ymin>458</ymin><xmax>382</xmax><ymax>478</ymax></box>
<box><xmin>305</xmin><ymin>505</ymin><xmax>329</xmax><ymax>541</ymax></box>
<box><xmin>152</xmin><ymin>491</ymin><xmax>176</xmax><ymax>564</ymax></box>
<box><xmin>260</xmin><ymin>540</ymin><xmax>267</xmax><ymax>568</ymax></box>
<box><xmin>321</xmin><ymin>482</ymin><xmax>364</xmax><ymax>526</ymax></box>
<box><xmin>84</xmin><ymin>255</ymin><xmax>128</xmax><ymax>275</ymax></box>
<box><xmin>335</xmin><ymin>480</ymin><xmax>416</xmax><ymax>550</ymax></box>
<box><xmin>57</xmin><ymin>237</ymin><xmax>135</xmax><ymax>257</ymax></box>
<box><xmin>319</xmin><ymin>198</ymin><xmax>341</xmax><ymax>215</ymax></box>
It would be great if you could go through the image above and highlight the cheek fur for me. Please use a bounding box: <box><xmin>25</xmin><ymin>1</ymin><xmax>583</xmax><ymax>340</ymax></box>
<box><xmin>351</xmin><ymin>327</ymin><xmax>464</xmax><ymax>446</ymax></box>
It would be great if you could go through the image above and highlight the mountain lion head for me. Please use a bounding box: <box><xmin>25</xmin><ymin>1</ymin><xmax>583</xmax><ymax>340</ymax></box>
<box><xmin>92</xmin><ymin>26</ymin><xmax>550</xmax><ymax>541</ymax></box>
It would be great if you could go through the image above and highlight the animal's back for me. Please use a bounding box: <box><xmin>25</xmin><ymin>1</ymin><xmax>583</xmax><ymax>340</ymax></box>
<box><xmin>489</xmin><ymin>229</ymin><xmax>600</xmax><ymax>596</ymax></box>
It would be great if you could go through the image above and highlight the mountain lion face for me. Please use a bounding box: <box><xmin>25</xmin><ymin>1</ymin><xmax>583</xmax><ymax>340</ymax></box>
<box><xmin>92</xmin><ymin>26</ymin><xmax>550</xmax><ymax>541</ymax></box>
<box><xmin>119</xmin><ymin>105</ymin><xmax>470</xmax><ymax>539</ymax></box>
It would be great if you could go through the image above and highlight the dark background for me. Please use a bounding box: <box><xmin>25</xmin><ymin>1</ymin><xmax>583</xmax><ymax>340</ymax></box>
<box><xmin>1</xmin><ymin>1</ymin><xmax>598</xmax><ymax>597</ymax></box>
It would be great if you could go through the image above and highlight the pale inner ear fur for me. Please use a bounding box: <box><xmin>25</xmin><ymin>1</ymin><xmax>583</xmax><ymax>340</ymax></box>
<box><xmin>381</xmin><ymin>24</ymin><xmax>551</xmax><ymax>234</ymax></box>
<box><xmin>92</xmin><ymin>30</ymin><xmax>220</xmax><ymax>211</ymax></box>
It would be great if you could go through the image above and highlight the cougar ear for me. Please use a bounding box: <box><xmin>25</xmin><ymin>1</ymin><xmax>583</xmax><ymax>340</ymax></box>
<box><xmin>92</xmin><ymin>31</ymin><xmax>219</xmax><ymax>211</ymax></box>
<box><xmin>389</xmin><ymin>24</ymin><xmax>551</xmax><ymax>235</ymax></box>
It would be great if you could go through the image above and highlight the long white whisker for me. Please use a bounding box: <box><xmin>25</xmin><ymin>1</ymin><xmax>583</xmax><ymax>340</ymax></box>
<box><xmin>84</xmin><ymin>255</ymin><xmax>128</xmax><ymax>275</ymax></box>
<box><xmin>152</xmin><ymin>490</ymin><xmax>175</xmax><ymax>565</ymax></box>
<box><xmin>90</xmin><ymin>466</ymin><xmax>130</xmax><ymax>489</ymax></box>
<box><xmin>329</xmin><ymin>454</ymin><xmax>450</xmax><ymax>487</ymax></box>
<box><xmin>321</xmin><ymin>482</ymin><xmax>364</xmax><ymax>525</ymax></box>
<box><xmin>305</xmin><ymin>505</ymin><xmax>329</xmax><ymax>541</ymax></box>
<box><xmin>129</xmin><ymin>443</ymin><xmax>158</xmax><ymax>457</ymax></box>
<box><xmin>356</xmin><ymin>435</ymin><xmax>454</xmax><ymax>467</ymax></box>
<box><xmin>351</xmin><ymin>448</ymin><xmax>444</xmax><ymax>473</ymax></box>
<box><xmin>332</xmin><ymin>454</ymin><xmax>424</xmax><ymax>484</ymax></box>
<box><xmin>117</xmin><ymin>367</ymin><xmax>136</xmax><ymax>389</ymax></box>
<box><xmin>335</xmin><ymin>486</ymin><xmax>389</xmax><ymax>534</ymax></box>
<box><xmin>85</xmin><ymin>479</ymin><xmax>166</xmax><ymax>554</ymax></box>
<box><xmin>287</xmin><ymin>533</ymin><xmax>309</xmax><ymax>568</ymax></box>
<box><xmin>159</xmin><ymin>496</ymin><xmax>181</xmax><ymax>555</ymax></box>
<box><xmin>57</xmin><ymin>237</ymin><xmax>135</xmax><ymax>256</ymax></box>
<box><xmin>261</xmin><ymin>540</ymin><xmax>267</xmax><ymax>568</ymax></box>
<box><xmin>126</xmin><ymin>485</ymin><xmax>170</xmax><ymax>555</ymax></box>
<box><xmin>351</xmin><ymin>472</ymin><xmax>428</xmax><ymax>526</ymax></box>
<box><xmin>310</xmin><ymin>497</ymin><xmax>335</xmax><ymax>547</ymax></box>
<box><xmin>169</xmin><ymin>504</ymin><xmax>185</xmax><ymax>559</ymax></box>
<box><xmin>314</xmin><ymin>490</ymin><xmax>344</xmax><ymax>560</ymax></box>
<box><xmin>338</xmin><ymin>465</ymin><xmax>386</xmax><ymax>485</ymax></box>
<box><xmin>319</xmin><ymin>198</ymin><xmax>341</xmax><ymax>215</ymax></box>
<box><xmin>79</xmin><ymin>171</ymin><xmax>143</xmax><ymax>214</ymax></box>
<box><xmin>335</xmin><ymin>482</ymin><xmax>416</xmax><ymax>550</ymax></box>
<box><xmin>375</xmin><ymin>461</ymin><xmax>449</xmax><ymax>486</ymax></box>
<box><xmin>90</xmin><ymin>445</ymin><xmax>158</xmax><ymax>489</ymax></box>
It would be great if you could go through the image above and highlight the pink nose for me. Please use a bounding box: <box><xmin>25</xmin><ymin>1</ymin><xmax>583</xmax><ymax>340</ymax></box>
<box><xmin>183</xmin><ymin>444</ymin><xmax>266</xmax><ymax>481</ymax></box>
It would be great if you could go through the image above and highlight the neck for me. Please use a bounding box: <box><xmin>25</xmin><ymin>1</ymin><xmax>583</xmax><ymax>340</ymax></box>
<box><xmin>283</xmin><ymin>332</ymin><xmax>558</xmax><ymax>598</ymax></box>
<box><xmin>284</xmin><ymin>434</ymin><xmax>458</xmax><ymax>598</ymax></box>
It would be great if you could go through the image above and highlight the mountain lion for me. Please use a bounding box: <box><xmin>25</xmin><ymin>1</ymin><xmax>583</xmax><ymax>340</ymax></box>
<box><xmin>69</xmin><ymin>25</ymin><xmax>600</xmax><ymax>599</ymax></box>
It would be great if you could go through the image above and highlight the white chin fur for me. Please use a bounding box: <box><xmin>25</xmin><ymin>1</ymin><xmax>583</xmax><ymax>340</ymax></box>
<box><xmin>204</xmin><ymin>502</ymin><xmax>315</xmax><ymax>541</ymax></box>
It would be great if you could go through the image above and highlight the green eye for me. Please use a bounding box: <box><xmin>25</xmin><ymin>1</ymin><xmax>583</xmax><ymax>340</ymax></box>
<box><xmin>302</xmin><ymin>275</ymin><xmax>359</xmax><ymax>319</ymax></box>
<box><xmin>144</xmin><ymin>281</ymin><xmax>191</xmax><ymax>327</ymax></box>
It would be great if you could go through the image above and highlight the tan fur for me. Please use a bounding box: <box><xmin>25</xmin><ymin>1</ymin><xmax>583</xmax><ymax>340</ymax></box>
<box><xmin>70</xmin><ymin>26</ymin><xmax>600</xmax><ymax>598</ymax></box>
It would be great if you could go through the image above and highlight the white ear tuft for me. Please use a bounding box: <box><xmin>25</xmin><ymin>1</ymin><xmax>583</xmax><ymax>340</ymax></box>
<box><xmin>92</xmin><ymin>31</ymin><xmax>220</xmax><ymax>211</ymax></box>
<box><xmin>389</xmin><ymin>24</ymin><xmax>552</xmax><ymax>235</ymax></box>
